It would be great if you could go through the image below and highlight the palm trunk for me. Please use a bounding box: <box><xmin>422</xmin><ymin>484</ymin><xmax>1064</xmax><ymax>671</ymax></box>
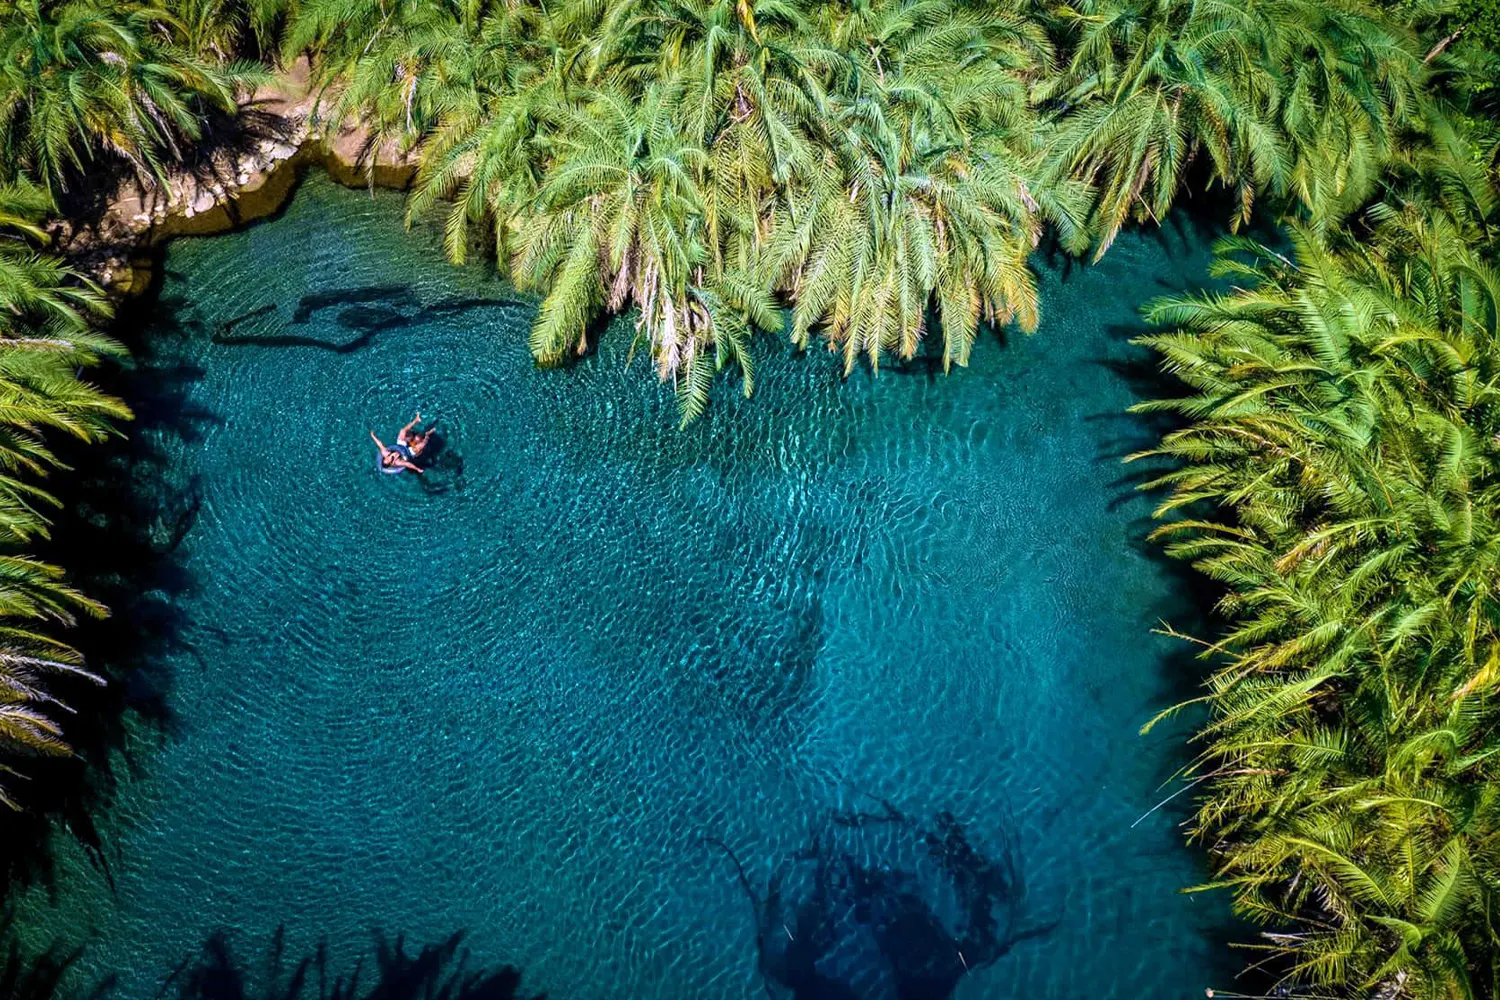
<box><xmin>1424</xmin><ymin>26</ymin><xmax>1464</xmax><ymax>64</ymax></box>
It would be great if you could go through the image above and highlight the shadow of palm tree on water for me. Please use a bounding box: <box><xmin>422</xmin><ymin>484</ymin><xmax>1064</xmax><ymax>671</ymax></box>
<box><xmin>0</xmin><ymin>283</ymin><xmax>220</xmax><ymax>895</ymax></box>
<box><xmin>710</xmin><ymin>804</ymin><xmax>1057</xmax><ymax>1000</ymax></box>
<box><xmin>0</xmin><ymin>928</ymin><xmax>546</xmax><ymax>1000</ymax></box>
<box><xmin>0</xmin><ymin>930</ymin><xmax>90</xmax><ymax>1000</ymax></box>
<box><xmin>161</xmin><ymin>929</ymin><xmax>544</xmax><ymax>1000</ymax></box>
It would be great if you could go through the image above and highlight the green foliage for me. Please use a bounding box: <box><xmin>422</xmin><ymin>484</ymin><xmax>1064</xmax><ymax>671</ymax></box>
<box><xmin>1135</xmin><ymin>214</ymin><xmax>1500</xmax><ymax>999</ymax></box>
<box><xmin>1044</xmin><ymin>0</ymin><xmax>1445</xmax><ymax>253</ymax></box>
<box><xmin>0</xmin><ymin>0</ymin><xmax>262</xmax><ymax>194</ymax></box>
<box><xmin>295</xmin><ymin>0</ymin><xmax>1096</xmax><ymax>419</ymax></box>
<box><xmin>0</xmin><ymin>180</ymin><xmax>127</xmax><ymax>808</ymax></box>
<box><xmin>280</xmin><ymin>0</ymin><xmax>1482</xmax><ymax>423</ymax></box>
<box><xmin>293</xmin><ymin>0</ymin><xmax>1500</xmax><ymax>986</ymax></box>
<box><xmin>0</xmin><ymin>0</ymin><xmax>1498</xmax><ymax>994</ymax></box>
<box><xmin>1448</xmin><ymin>0</ymin><xmax>1500</xmax><ymax>59</ymax></box>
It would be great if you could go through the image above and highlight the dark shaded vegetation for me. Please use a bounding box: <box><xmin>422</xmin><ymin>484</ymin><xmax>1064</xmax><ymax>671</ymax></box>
<box><xmin>1</xmin><ymin>285</ymin><xmax>214</xmax><ymax>889</ymax></box>
<box><xmin>0</xmin><ymin>0</ymin><xmax>1496</xmax><ymax>997</ymax></box>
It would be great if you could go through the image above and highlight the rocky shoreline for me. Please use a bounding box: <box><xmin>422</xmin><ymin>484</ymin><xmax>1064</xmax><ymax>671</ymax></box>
<box><xmin>55</xmin><ymin>58</ymin><xmax>420</xmax><ymax>297</ymax></box>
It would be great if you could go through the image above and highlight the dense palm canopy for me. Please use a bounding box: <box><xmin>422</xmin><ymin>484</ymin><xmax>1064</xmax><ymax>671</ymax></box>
<box><xmin>386</xmin><ymin>0</ymin><xmax>1092</xmax><ymax>418</ymax></box>
<box><xmin>1042</xmin><ymin>0</ymin><xmax>1446</xmax><ymax>254</ymax></box>
<box><xmin>1135</xmin><ymin>221</ymin><xmax>1500</xmax><ymax>998</ymax></box>
<box><xmin>283</xmin><ymin>0</ymin><xmax>1480</xmax><ymax>420</ymax></box>
<box><xmin>0</xmin><ymin>179</ymin><xmax>126</xmax><ymax>808</ymax></box>
<box><xmin>0</xmin><ymin>0</ymin><xmax>261</xmax><ymax>193</ymax></box>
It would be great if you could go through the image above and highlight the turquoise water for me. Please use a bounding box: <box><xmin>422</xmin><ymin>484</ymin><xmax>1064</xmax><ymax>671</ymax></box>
<box><xmin>18</xmin><ymin>175</ymin><xmax>1233</xmax><ymax>1000</ymax></box>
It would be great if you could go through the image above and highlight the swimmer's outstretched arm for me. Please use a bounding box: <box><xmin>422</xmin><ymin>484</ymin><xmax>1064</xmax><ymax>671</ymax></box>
<box><xmin>396</xmin><ymin>457</ymin><xmax>423</xmax><ymax>474</ymax></box>
<box><xmin>370</xmin><ymin>431</ymin><xmax>389</xmax><ymax>453</ymax></box>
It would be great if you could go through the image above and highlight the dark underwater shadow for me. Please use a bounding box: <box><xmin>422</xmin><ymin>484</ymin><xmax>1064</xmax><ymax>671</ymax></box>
<box><xmin>1081</xmin><ymin>188</ymin><xmax>1262</xmax><ymax>709</ymax></box>
<box><xmin>1087</xmin><ymin>309</ymin><xmax>1229</xmax><ymax>737</ymax></box>
<box><xmin>1033</xmin><ymin>230</ymin><xmax>1081</xmax><ymax>285</ymax></box>
<box><xmin>1086</xmin><ymin>241</ymin><xmax>1236</xmax><ymax>709</ymax></box>
<box><xmin>410</xmin><ymin>435</ymin><xmax>466</xmax><ymax>496</ymax></box>
<box><xmin>156</xmin><ymin>928</ymin><xmax>545</xmax><ymax>1000</ymax></box>
<box><xmin>710</xmin><ymin>804</ymin><xmax>1055</xmax><ymax>1000</ymax></box>
<box><xmin>0</xmin><ymin>913</ymin><xmax>107</xmax><ymax>1000</ymax></box>
<box><xmin>880</xmin><ymin>339</ymin><xmax>986</xmax><ymax>382</ymax></box>
<box><xmin>210</xmin><ymin>290</ymin><xmax>527</xmax><ymax>354</ymax></box>
<box><xmin>0</xmin><ymin>925</ymin><xmax>545</xmax><ymax>1000</ymax></box>
<box><xmin>0</xmin><ymin>272</ymin><xmax>220</xmax><ymax>898</ymax></box>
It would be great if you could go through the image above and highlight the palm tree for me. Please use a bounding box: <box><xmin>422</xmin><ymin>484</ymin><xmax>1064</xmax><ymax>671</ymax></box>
<box><xmin>403</xmin><ymin>0</ymin><xmax>566</xmax><ymax>263</ymax></box>
<box><xmin>1040</xmin><ymin>0</ymin><xmax>1276</xmax><ymax>254</ymax></box>
<box><xmin>590</xmin><ymin>0</ymin><xmax>830</xmax><ymax>279</ymax></box>
<box><xmin>392</xmin><ymin>0</ymin><xmax>1089</xmax><ymax>413</ymax></box>
<box><xmin>289</xmin><ymin>0</ymin><xmax>505</xmax><ymax>161</ymax></box>
<box><xmin>1041</xmin><ymin>0</ymin><xmax>1436</xmax><ymax>254</ymax></box>
<box><xmin>0</xmin><ymin>179</ymin><xmax>127</xmax><ymax>808</ymax></box>
<box><xmin>0</xmin><ymin>0</ymin><xmax>259</xmax><ymax>194</ymax></box>
<box><xmin>1134</xmin><ymin>224</ymin><xmax>1500</xmax><ymax>1000</ymax></box>
<box><xmin>510</xmin><ymin>83</ymin><xmax>767</xmax><ymax>423</ymax></box>
<box><xmin>763</xmin><ymin>130</ymin><xmax>1042</xmax><ymax>372</ymax></box>
<box><xmin>761</xmin><ymin>0</ymin><xmax>1084</xmax><ymax>371</ymax></box>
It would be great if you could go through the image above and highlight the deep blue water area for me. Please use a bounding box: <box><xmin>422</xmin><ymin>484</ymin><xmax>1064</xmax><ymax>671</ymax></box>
<box><xmin>17</xmin><ymin>174</ymin><xmax>1234</xmax><ymax>1000</ymax></box>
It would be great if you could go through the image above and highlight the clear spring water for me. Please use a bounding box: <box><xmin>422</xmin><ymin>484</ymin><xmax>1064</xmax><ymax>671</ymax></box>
<box><xmin>16</xmin><ymin>174</ymin><xmax>1237</xmax><ymax>1000</ymax></box>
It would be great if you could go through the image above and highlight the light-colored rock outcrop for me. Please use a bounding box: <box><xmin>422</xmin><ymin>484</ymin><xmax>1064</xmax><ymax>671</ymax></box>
<box><xmin>58</xmin><ymin>56</ymin><xmax>423</xmax><ymax>295</ymax></box>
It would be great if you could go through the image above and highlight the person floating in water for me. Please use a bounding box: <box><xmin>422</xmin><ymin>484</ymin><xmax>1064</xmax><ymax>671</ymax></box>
<box><xmin>371</xmin><ymin>412</ymin><xmax>435</xmax><ymax>475</ymax></box>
